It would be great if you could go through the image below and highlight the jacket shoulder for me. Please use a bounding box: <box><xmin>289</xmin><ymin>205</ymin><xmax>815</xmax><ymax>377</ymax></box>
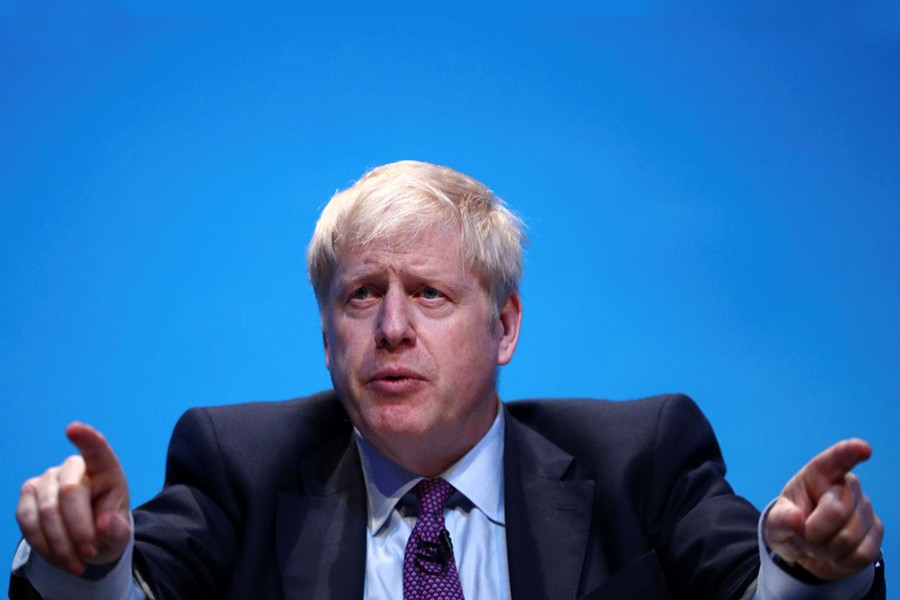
<box><xmin>504</xmin><ymin>393</ymin><xmax>711</xmax><ymax>450</ymax></box>
<box><xmin>176</xmin><ymin>390</ymin><xmax>351</xmax><ymax>451</ymax></box>
<box><xmin>159</xmin><ymin>390</ymin><xmax>353</xmax><ymax>494</ymax></box>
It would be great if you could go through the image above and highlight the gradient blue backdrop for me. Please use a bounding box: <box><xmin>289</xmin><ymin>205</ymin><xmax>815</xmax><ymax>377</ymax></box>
<box><xmin>2</xmin><ymin>7</ymin><xmax>898</xmax><ymax>579</ymax></box>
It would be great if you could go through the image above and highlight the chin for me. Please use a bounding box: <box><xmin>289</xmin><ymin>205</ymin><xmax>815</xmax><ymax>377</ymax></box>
<box><xmin>371</xmin><ymin>405</ymin><xmax>433</xmax><ymax>435</ymax></box>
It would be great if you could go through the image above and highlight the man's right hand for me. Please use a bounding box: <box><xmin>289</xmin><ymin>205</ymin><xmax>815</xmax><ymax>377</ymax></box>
<box><xmin>15</xmin><ymin>423</ymin><xmax>131</xmax><ymax>576</ymax></box>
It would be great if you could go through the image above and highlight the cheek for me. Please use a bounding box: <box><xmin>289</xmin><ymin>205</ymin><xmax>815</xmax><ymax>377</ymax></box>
<box><xmin>444</xmin><ymin>332</ymin><xmax>498</xmax><ymax>382</ymax></box>
<box><xmin>324</xmin><ymin>330</ymin><xmax>355</xmax><ymax>382</ymax></box>
<box><xmin>328</xmin><ymin>321</ymin><xmax>361</xmax><ymax>357</ymax></box>
<box><xmin>329</xmin><ymin>341</ymin><xmax>354</xmax><ymax>375</ymax></box>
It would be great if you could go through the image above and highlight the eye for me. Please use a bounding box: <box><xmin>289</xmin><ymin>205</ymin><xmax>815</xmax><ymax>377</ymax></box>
<box><xmin>350</xmin><ymin>286</ymin><xmax>371</xmax><ymax>301</ymax></box>
<box><xmin>420</xmin><ymin>286</ymin><xmax>444</xmax><ymax>300</ymax></box>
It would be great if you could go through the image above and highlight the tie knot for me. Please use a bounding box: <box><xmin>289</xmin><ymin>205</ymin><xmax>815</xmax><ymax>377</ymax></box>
<box><xmin>413</xmin><ymin>478</ymin><xmax>455</xmax><ymax>516</ymax></box>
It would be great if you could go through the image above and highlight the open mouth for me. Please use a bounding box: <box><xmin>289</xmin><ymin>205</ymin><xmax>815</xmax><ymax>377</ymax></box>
<box><xmin>376</xmin><ymin>375</ymin><xmax>416</xmax><ymax>385</ymax></box>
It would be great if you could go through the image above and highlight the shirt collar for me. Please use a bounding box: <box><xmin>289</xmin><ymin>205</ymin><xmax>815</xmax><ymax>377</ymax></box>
<box><xmin>355</xmin><ymin>404</ymin><xmax>506</xmax><ymax>535</ymax></box>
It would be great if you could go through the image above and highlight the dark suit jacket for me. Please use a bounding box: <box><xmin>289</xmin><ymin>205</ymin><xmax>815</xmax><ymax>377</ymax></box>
<box><xmin>10</xmin><ymin>392</ymin><xmax>886</xmax><ymax>599</ymax></box>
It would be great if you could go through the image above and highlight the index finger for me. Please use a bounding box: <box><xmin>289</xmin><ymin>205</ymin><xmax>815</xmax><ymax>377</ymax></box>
<box><xmin>65</xmin><ymin>423</ymin><xmax>123</xmax><ymax>477</ymax></box>
<box><xmin>804</xmin><ymin>438</ymin><xmax>872</xmax><ymax>486</ymax></box>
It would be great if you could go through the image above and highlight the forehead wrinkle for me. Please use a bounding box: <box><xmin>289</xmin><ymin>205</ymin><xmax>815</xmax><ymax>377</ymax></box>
<box><xmin>345</xmin><ymin>249</ymin><xmax>454</xmax><ymax>283</ymax></box>
<box><xmin>334</xmin><ymin>239</ymin><xmax>479</xmax><ymax>298</ymax></box>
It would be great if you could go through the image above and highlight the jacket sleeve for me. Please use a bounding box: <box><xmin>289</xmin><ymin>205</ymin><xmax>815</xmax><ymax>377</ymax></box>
<box><xmin>129</xmin><ymin>407</ymin><xmax>242</xmax><ymax>600</ymax></box>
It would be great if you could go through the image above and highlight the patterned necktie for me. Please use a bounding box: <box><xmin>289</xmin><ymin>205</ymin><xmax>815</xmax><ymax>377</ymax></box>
<box><xmin>402</xmin><ymin>478</ymin><xmax>465</xmax><ymax>600</ymax></box>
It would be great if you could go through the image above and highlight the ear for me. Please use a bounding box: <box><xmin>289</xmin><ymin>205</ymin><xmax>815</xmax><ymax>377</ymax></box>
<box><xmin>321</xmin><ymin>310</ymin><xmax>334</xmax><ymax>372</ymax></box>
<box><xmin>495</xmin><ymin>292</ymin><xmax>522</xmax><ymax>366</ymax></box>
<box><xmin>323</xmin><ymin>329</ymin><xmax>331</xmax><ymax>371</ymax></box>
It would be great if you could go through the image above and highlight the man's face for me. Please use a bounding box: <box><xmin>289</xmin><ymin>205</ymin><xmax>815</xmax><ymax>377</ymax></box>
<box><xmin>322</xmin><ymin>225</ymin><xmax>521</xmax><ymax>475</ymax></box>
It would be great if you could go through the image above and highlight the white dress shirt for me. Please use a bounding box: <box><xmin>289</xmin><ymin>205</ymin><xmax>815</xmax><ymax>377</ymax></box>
<box><xmin>357</xmin><ymin>406</ymin><xmax>510</xmax><ymax>600</ymax></box>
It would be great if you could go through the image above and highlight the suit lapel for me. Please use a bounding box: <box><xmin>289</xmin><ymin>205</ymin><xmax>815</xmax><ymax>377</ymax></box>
<box><xmin>504</xmin><ymin>408</ymin><xmax>595</xmax><ymax>600</ymax></box>
<box><xmin>276</xmin><ymin>434</ymin><xmax>367</xmax><ymax>600</ymax></box>
<box><xmin>272</xmin><ymin>404</ymin><xmax>597</xmax><ymax>600</ymax></box>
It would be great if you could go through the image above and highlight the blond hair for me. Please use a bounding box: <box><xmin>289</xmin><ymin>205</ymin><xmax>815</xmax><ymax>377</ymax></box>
<box><xmin>307</xmin><ymin>160</ymin><xmax>525</xmax><ymax>319</ymax></box>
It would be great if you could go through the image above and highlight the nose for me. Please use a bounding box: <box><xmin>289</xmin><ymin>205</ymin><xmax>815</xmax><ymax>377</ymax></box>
<box><xmin>376</xmin><ymin>287</ymin><xmax>416</xmax><ymax>350</ymax></box>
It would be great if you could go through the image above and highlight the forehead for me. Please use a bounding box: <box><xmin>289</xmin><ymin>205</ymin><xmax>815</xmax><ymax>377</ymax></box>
<box><xmin>334</xmin><ymin>225</ymin><xmax>468</xmax><ymax>280</ymax></box>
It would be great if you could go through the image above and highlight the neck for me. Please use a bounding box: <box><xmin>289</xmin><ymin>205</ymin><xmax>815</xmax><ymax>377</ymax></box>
<box><xmin>366</xmin><ymin>401</ymin><xmax>500</xmax><ymax>477</ymax></box>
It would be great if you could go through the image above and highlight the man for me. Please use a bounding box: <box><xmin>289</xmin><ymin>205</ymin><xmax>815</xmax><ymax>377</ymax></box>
<box><xmin>12</xmin><ymin>161</ymin><xmax>885</xmax><ymax>598</ymax></box>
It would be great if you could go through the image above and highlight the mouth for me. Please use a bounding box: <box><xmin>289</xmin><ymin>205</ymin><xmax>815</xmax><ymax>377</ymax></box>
<box><xmin>367</xmin><ymin>368</ymin><xmax>426</xmax><ymax>394</ymax></box>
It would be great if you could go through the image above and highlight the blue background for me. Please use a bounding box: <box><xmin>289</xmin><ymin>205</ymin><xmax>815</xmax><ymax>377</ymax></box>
<box><xmin>3</xmin><ymin>5</ymin><xmax>898</xmax><ymax>579</ymax></box>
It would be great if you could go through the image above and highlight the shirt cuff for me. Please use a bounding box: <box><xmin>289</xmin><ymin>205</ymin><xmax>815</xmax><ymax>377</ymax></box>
<box><xmin>756</xmin><ymin>500</ymin><xmax>875</xmax><ymax>600</ymax></box>
<box><xmin>13</xmin><ymin>515</ymin><xmax>137</xmax><ymax>600</ymax></box>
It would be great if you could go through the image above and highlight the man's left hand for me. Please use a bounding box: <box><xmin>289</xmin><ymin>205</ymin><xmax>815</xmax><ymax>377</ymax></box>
<box><xmin>764</xmin><ymin>438</ymin><xmax>883</xmax><ymax>581</ymax></box>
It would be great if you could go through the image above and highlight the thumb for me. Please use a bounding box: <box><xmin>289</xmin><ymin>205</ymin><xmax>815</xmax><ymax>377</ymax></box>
<box><xmin>90</xmin><ymin>504</ymin><xmax>133</xmax><ymax>565</ymax></box>
<box><xmin>97</xmin><ymin>509</ymin><xmax>131</xmax><ymax>543</ymax></box>
<box><xmin>765</xmin><ymin>498</ymin><xmax>807</xmax><ymax>562</ymax></box>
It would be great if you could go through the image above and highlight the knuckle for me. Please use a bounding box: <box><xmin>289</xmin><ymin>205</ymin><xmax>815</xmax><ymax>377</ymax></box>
<box><xmin>58</xmin><ymin>481</ymin><xmax>83</xmax><ymax>498</ymax></box>
<box><xmin>830</xmin><ymin>530</ymin><xmax>857</xmax><ymax>556</ymax></box>
<box><xmin>14</xmin><ymin>502</ymin><xmax>33</xmax><ymax>524</ymax></box>
<box><xmin>823</xmin><ymin>490</ymin><xmax>849</xmax><ymax>517</ymax></box>
<box><xmin>15</xmin><ymin>510</ymin><xmax>37</xmax><ymax>534</ymax></box>
<box><xmin>833</xmin><ymin>528</ymin><xmax>853</xmax><ymax>546</ymax></box>
<box><xmin>861</xmin><ymin>496</ymin><xmax>873</xmax><ymax>514</ymax></box>
<box><xmin>853</xmin><ymin>528</ymin><xmax>883</xmax><ymax>564</ymax></box>
<box><xmin>873</xmin><ymin>517</ymin><xmax>884</xmax><ymax>539</ymax></box>
<box><xmin>64</xmin><ymin>453</ymin><xmax>84</xmax><ymax>465</ymax></box>
<box><xmin>37</xmin><ymin>499</ymin><xmax>59</xmax><ymax>520</ymax></box>
<box><xmin>846</xmin><ymin>550</ymin><xmax>873</xmax><ymax>571</ymax></box>
<box><xmin>31</xmin><ymin>470</ymin><xmax>57</xmax><ymax>490</ymax></box>
<box><xmin>62</xmin><ymin>454</ymin><xmax>86</xmax><ymax>471</ymax></box>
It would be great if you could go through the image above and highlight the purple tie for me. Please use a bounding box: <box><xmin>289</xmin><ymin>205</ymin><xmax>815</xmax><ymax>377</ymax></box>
<box><xmin>402</xmin><ymin>478</ymin><xmax>465</xmax><ymax>600</ymax></box>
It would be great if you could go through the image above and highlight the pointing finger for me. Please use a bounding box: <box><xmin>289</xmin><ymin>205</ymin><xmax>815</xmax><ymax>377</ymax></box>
<box><xmin>799</xmin><ymin>439</ymin><xmax>871</xmax><ymax>497</ymax></box>
<box><xmin>65</xmin><ymin>422</ymin><xmax>131</xmax><ymax>565</ymax></box>
<box><xmin>66</xmin><ymin>422</ymin><xmax>123</xmax><ymax>479</ymax></box>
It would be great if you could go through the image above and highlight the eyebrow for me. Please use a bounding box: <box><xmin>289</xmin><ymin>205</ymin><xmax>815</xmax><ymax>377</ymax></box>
<box><xmin>335</xmin><ymin>263</ymin><xmax>473</xmax><ymax>295</ymax></box>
